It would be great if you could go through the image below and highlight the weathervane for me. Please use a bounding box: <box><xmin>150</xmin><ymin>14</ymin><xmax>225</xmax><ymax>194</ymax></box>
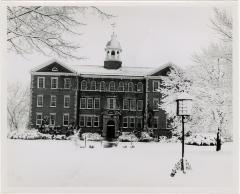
<box><xmin>111</xmin><ymin>22</ymin><xmax>116</xmax><ymax>34</ymax></box>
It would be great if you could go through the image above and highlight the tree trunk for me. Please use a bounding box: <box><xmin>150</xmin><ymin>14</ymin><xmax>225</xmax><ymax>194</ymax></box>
<box><xmin>216</xmin><ymin>128</ymin><xmax>221</xmax><ymax>151</ymax></box>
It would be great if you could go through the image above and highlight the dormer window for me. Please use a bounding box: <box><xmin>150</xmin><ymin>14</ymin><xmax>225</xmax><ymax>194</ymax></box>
<box><xmin>52</xmin><ymin>66</ymin><xmax>58</xmax><ymax>72</ymax></box>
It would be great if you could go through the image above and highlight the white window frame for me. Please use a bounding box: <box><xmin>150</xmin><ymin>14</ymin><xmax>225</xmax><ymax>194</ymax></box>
<box><xmin>137</xmin><ymin>100</ymin><xmax>143</xmax><ymax>111</ymax></box>
<box><xmin>123</xmin><ymin>99</ymin><xmax>129</xmax><ymax>110</ymax></box>
<box><xmin>130</xmin><ymin>99</ymin><xmax>136</xmax><ymax>111</ymax></box>
<box><xmin>108</xmin><ymin>98</ymin><xmax>116</xmax><ymax>110</ymax></box>
<box><xmin>81</xmin><ymin>80</ymin><xmax>88</xmax><ymax>91</ymax></box>
<box><xmin>91</xmin><ymin>80</ymin><xmax>96</xmax><ymax>91</ymax></box>
<box><xmin>64</xmin><ymin>78</ymin><xmax>71</xmax><ymax>89</ymax></box>
<box><xmin>64</xmin><ymin>95</ymin><xmax>70</xmax><ymax>108</ymax></box>
<box><xmin>128</xmin><ymin>82</ymin><xmax>134</xmax><ymax>92</ymax></box>
<box><xmin>109</xmin><ymin>81</ymin><xmax>115</xmax><ymax>92</ymax></box>
<box><xmin>51</xmin><ymin>77</ymin><xmax>58</xmax><ymax>89</ymax></box>
<box><xmin>100</xmin><ymin>81</ymin><xmax>105</xmax><ymax>91</ymax></box>
<box><xmin>37</xmin><ymin>95</ymin><xmax>43</xmax><ymax>107</ymax></box>
<box><xmin>118</xmin><ymin>81</ymin><xmax>124</xmax><ymax>91</ymax></box>
<box><xmin>129</xmin><ymin>117</ymin><xmax>135</xmax><ymax>128</ymax></box>
<box><xmin>153</xmin><ymin>81</ymin><xmax>160</xmax><ymax>92</ymax></box>
<box><xmin>79</xmin><ymin>115</ymin><xmax>85</xmax><ymax>127</ymax></box>
<box><xmin>123</xmin><ymin>117</ymin><xmax>128</xmax><ymax>128</ymax></box>
<box><xmin>153</xmin><ymin>98</ymin><xmax>159</xmax><ymax>111</ymax></box>
<box><xmin>50</xmin><ymin>95</ymin><xmax>56</xmax><ymax>107</ymax></box>
<box><xmin>80</xmin><ymin>98</ymin><xmax>87</xmax><ymax>109</ymax></box>
<box><xmin>36</xmin><ymin>113</ymin><xmax>42</xmax><ymax>126</ymax></box>
<box><xmin>153</xmin><ymin>117</ymin><xmax>158</xmax><ymax>129</ymax></box>
<box><xmin>37</xmin><ymin>77</ymin><xmax>45</xmax><ymax>88</ymax></box>
<box><xmin>49</xmin><ymin>113</ymin><xmax>56</xmax><ymax>126</ymax></box>
<box><xmin>87</xmin><ymin>98</ymin><xmax>93</xmax><ymax>109</ymax></box>
<box><xmin>137</xmin><ymin>82</ymin><xmax>143</xmax><ymax>92</ymax></box>
<box><xmin>94</xmin><ymin>98</ymin><xmax>100</xmax><ymax>109</ymax></box>
<box><xmin>63</xmin><ymin>113</ymin><xmax>69</xmax><ymax>126</ymax></box>
<box><xmin>93</xmin><ymin>116</ymin><xmax>99</xmax><ymax>127</ymax></box>
<box><xmin>86</xmin><ymin>116</ymin><xmax>92</xmax><ymax>127</ymax></box>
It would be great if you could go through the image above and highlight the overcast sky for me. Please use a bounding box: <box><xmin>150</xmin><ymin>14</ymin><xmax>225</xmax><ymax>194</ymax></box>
<box><xmin>6</xmin><ymin>3</ymin><xmax>234</xmax><ymax>85</ymax></box>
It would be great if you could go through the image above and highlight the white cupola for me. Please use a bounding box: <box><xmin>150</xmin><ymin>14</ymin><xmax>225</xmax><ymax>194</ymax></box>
<box><xmin>104</xmin><ymin>32</ymin><xmax>122</xmax><ymax>69</ymax></box>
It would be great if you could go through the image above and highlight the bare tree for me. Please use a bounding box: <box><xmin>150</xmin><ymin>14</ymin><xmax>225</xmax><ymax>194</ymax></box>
<box><xmin>7</xmin><ymin>6</ymin><xmax>114</xmax><ymax>59</ymax></box>
<box><xmin>7</xmin><ymin>83</ymin><xmax>30</xmax><ymax>131</ymax></box>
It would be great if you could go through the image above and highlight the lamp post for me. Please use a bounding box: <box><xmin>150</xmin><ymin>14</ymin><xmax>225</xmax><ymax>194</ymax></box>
<box><xmin>171</xmin><ymin>92</ymin><xmax>193</xmax><ymax>177</ymax></box>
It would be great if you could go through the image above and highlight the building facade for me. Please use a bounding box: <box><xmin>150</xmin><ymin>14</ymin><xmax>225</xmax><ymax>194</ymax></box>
<box><xmin>30</xmin><ymin>33</ymin><xmax>174</xmax><ymax>138</ymax></box>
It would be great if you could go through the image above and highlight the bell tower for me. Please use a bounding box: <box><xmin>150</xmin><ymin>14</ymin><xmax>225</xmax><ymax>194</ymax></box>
<box><xmin>104</xmin><ymin>32</ymin><xmax>122</xmax><ymax>69</ymax></box>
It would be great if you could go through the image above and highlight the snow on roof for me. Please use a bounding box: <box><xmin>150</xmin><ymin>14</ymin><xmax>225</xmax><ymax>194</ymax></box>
<box><xmin>72</xmin><ymin>65</ymin><xmax>155</xmax><ymax>76</ymax></box>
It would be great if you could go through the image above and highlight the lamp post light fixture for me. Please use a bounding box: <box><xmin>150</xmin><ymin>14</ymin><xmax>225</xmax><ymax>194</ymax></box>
<box><xmin>170</xmin><ymin>92</ymin><xmax>193</xmax><ymax>177</ymax></box>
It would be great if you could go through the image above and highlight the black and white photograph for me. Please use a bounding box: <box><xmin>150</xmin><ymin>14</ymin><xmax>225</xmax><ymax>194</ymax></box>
<box><xmin>1</xmin><ymin>1</ymin><xmax>239</xmax><ymax>194</ymax></box>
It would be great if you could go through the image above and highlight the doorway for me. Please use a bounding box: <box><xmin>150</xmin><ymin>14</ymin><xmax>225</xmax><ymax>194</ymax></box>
<box><xmin>106</xmin><ymin>120</ymin><xmax>115</xmax><ymax>140</ymax></box>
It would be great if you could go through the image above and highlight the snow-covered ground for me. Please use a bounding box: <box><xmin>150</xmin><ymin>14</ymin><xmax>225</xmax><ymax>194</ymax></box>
<box><xmin>4</xmin><ymin>140</ymin><xmax>237</xmax><ymax>193</ymax></box>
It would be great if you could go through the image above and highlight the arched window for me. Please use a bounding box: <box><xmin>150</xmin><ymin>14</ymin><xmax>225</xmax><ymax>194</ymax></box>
<box><xmin>109</xmin><ymin>81</ymin><xmax>115</xmax><ymax>92</ymax></box>
<box><xmin>137</xmin><ymin>82</ymin><xmax>143</xmax><ymax>92</ymax></box>
<box><xmin>91</xmin><ymin>80</ymin><xmax>96</xmax><ymax>91</ymax></box>
<box><xmin>100</xmin><ymin>81</ymin><xmax>105</xmax><ymax>91</ymax></box>
<box><xmin>128</xmin><ymin>82</ymin><xmax>134</xmax><ymax>92</ymax></box>
<box><xmin>111</xmin><ymin>51</ymin><xmax>115</xmax><ymax>56</ymax></box>
<box><xmin>117</xmin><ymin>51</ymin><xmax>119</xmax><ymax>54</ymax></box>
<box><xmin>81</xmin><ymin>80</ymin><xmax>87</xmax><ymax>91</ymax></box>
<box><xmin>118</xmin><ymin>81</ymin><xmax>124</xmax><ymax>91</ymax></box>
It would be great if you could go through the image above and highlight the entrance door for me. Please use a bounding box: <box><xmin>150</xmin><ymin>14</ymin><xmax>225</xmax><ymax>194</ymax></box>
<box><xmin>106</xmin><ymin>120</ymin><xmax>115</xmax><ymax>140</ymax></box>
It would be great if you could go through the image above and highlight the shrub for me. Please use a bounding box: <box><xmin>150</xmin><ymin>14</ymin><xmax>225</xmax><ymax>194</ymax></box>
<box><xmin>139</xmin><ymin>132</ymin><xmax>154</xmax><ymax>142</ymax></box>
<box><xmin>7</xmin><ymin>129</ymin><xmax>52</xmax><ymax>140</ymax></box>
<box><xmin>118</xmin><ymin>132</ymin><xmax>139</xmax><ymax>142</ymax></box>
<box><xmin>185</xmin><ymin>133</ymin><xmax>224</xmax><ymax>146</ymax></box>
<box><xmin>81</xmin><ymin>133</ymin><xmax>104</xmax><ymax>141</ymax></box>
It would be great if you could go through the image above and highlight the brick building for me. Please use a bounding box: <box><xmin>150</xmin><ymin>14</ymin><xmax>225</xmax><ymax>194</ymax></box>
<box><xmin>30</xmin><ymin>33</ymin><xmax>174</xmax><ymax>138</ymax></box>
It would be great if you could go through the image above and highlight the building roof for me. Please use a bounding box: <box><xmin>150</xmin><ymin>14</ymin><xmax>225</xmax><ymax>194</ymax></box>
<box><xmin>72</xmin><ymin>65</ymin><xmax>155</xmax><ymax>76</ymax></box>
<box><xmin>105</xmin><ymin>32</ymin><xmax>122</xmax><ymax>51</ymax></box>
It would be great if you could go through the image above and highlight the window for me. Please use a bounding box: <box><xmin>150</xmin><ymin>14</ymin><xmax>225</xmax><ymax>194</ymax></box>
<box><xmin>49</xmin><ymin>113</ymin><xmax>56</xmax><ymax>126</ymax></box>
<box><xmin>153</xmin><ymin>81</ymin><xmax>160</xmax><ymax>92</ymax></box>
<box><xmin>80</xmin><ymin>98</ymin><xmax>86</xmax><ymax>109</ymax></box>
<box><xmin>36</xmin><ymin>113</ymin><xmax>42</xmax><ymax>125</ymax></box>
<box><xmin>86</xmin><ymin>116</ymin><xmax>92</xmax><ymax>127</ymax></box>
<box><xmin>64</xmin><ymin>95</ymin><xmax>70</xmax><ymax>108</ymax></box>
<box><xmin>153</xmin><ymin>98</ymin><xmax>159</xmax><ymax>111</ymax></box>
<box><xmin>123</xmin><ymin>117</ymin><xmax>128</xmax><ymax>128</ymax></box>
<box><xmin>111</xmin><ymin>50</ymin><xmax>115</xmax><ymax>56</ymax></box>
<box><xmin>136</xmin><ymin>117</ymin><xmax>142</xmax><ymax>129</ymax></box>
<box><xmin>124</xmin><ymin>82</ymin><xmax>128</xmax><ymax>91</ymax></box>
<box><xmin>153</xmin><ymin>117</ymin><xmax>158</xmax><ymax>129</ymax></box>
<box><xmin>50</xmin><ymin>95</ymin><xmax>56</xmax><ymax>107</ymax></box>
<box><xmin>107</xmin><ymin>98</ymin><xmax>116</xmax><ymax>110</ymax></box>
<box><xmin>87</xmin><ymin>98</ymin><xmax>93</xmax><ymax>109</ymax></box>
<box><xmin>109</xmin><ymin>81</ymin><xmax>115</xmax><ymax>92</ymax></box>
<box><xmin>79</xmin><ymin>115</ymin><xmax>85</xmax><ymax>127</ymax></box>
<box><xmin>100</xmin><ymin>81</ymin><xmax>105</xmax><ymax>91</ymax></box>
<box><xmin>81</xmin><ymin>80</ymin><xmax>87</xmax><ymax>90</ymax></box>
<box><xmin>137</xmin><ymin>100</ymin><xmax>143</xmax><ymax>111</ymax></box>
<box><xmin>94</xmin><ymin>98</ymin><xmax>100</xmax><ymax>109</ymax></box>
<box><xmin>129</xmin><ymin>117</ymin><xmax>135</xmax><ymax>128</ymax></box>
<box><xmin>91</xmin><ymin>81</ymin><xmax>96</xmax><ymax>91</ymax></box>
<box><xmin>137</xmin><ymin>82</ymin><xmax>143</xmax><ymax>92</ymax></box>
<box><xmin>37</xmin><ymin>77</ymin><xmax>45</xmax><ymax>88</ymax></box>
<box><xmin>118</xmin><ymin>81</ymin><xmax>124</xmax><ymax>91</ymax></box>
<box><xmin>51</xmin><ymin>77</ymin><xmax>58</xmax><ymax>89</ymax></box>
<box><xmin>130</xmin><ymin>99</ymin><xmax>136</xmax><ymax>111</ymax></box>
<box><xmin>64</xmin><ymin>78</ymin><xmax>71</xmax><ymax>89</ymax></box>
<box><xmin>93</xmin><ymin>116</ymin><xmax>99</xmax><ymax>127</ymax></box>
<box><xmin>63</xmin><ymin>113</ymin><xmax>69</xmax><ymax>126</ymax></box>
<box><xmin>37</xmin><ymin>95</ymin><xmax>43</xmax><ymax>107</ymax></box>
<box><xmin>128</xmin><ymin>82</ymin><xmax>134</xmax><ymax>92</ymax></box>
<box><xmin>123</xmin><ymin>99</ymin><xmax>129</xmax><ymax>110</ymax></box>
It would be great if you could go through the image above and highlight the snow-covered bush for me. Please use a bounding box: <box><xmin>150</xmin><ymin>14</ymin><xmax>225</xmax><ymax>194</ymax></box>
<box><xmin>139</xmin><ymin>132</ymin><xmax>154</xmax><ymax>142</ymax></box>
<box><xmin>7</xmin><ymin>129</ymin><xmax>52</xmax><ymax>140</ymax></box>
<box><xmin>118</xmin><ymin>132</ymin><xmax>139</xmax><ymax>142</ymax></box>
<box><xmin>81</xmin><ymin>133</ymin><xmax>103</xmax><ymax>141</ymax></box>
<box><xmin>185</xmin><ymin>133</ymin><xmax>224</xmax><ymax>146</ymax></box>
